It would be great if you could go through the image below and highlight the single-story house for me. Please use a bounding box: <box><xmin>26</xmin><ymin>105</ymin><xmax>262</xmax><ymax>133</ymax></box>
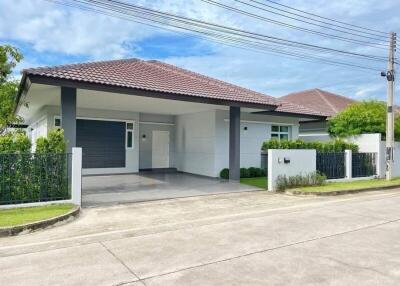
<box><xmin>281</xmin><ymin>88</ymin><xmax>354</xmax><ymax>141</ymax></box>
<box><xmin>16</xmin><ymin>58</ymin><xmax>326</xmax><ymax>180</ymax></box>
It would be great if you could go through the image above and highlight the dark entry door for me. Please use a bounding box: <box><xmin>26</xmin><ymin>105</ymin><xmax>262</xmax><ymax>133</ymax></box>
<box><xmin>77</xmin><ymin>119</ymin><xmax>126</xmax><ymax>168</ymax></box>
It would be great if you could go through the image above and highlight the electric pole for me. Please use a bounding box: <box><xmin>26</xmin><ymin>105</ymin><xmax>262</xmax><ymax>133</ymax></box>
<box><xmin>385</xmin><ymin>32</ymin><xmax>396</xmax><ymax>180</ymax></box>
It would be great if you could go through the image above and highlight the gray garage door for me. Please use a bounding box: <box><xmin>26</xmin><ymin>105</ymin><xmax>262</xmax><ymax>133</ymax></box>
<box><xmin>77</xmin><ymin>119</ymin><xmax>126</xmax><ymax>169</ymax></box>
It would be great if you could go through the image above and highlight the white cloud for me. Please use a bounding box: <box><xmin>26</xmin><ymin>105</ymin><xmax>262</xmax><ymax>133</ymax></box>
<box><xmin>0</xmin><ymin>0</ymin><xmax>398</xmax><ymax>101</ymax></box>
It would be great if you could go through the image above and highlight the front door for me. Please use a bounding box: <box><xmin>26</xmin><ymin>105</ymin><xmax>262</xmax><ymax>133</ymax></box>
<box><xmin>152</xmin><ymin>131</ymin><xmax>170</xmax><ymax>168</ymax></box>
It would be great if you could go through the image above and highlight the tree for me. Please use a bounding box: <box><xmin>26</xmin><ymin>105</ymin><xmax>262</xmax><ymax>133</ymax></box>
<box><xmin>0</xmin><ymin>44</ymin><xmax>23</xmax><ymax>134</ymax></box>
<box><xmin>328</xmin><ymin>100</ymin><xmax>400</xmax><ymax>140</ymax></box>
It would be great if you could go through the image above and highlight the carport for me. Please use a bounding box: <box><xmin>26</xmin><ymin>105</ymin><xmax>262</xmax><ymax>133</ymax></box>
<box><xmin>82</xmin><ymin>172</ymin><xmax>259</xmax><ymax>207</ymax></box>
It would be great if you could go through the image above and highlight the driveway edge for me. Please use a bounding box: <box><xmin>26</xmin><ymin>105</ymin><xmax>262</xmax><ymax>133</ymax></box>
<box><xmin>0</xmin><ymin>206</ymin><xmax>81</xmax><ymax>237</ymax></box>
<box><xmin>284</xmin><ymin>184</ymin><xmax>400</xmax><ymax>196</ymax></box>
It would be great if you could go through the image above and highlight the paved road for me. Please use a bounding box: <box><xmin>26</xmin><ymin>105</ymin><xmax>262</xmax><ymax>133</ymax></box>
<box><xmin>1</xmin><ymin>189</ymin><xmax>400</xmax><ymax>286</ymax></box>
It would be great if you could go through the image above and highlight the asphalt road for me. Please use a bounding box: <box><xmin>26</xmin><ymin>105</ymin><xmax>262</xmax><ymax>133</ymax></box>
<box><xmin>1</xmin><ymin>189</ymin><xmax>399</xmax><ymax>286</ymax></box>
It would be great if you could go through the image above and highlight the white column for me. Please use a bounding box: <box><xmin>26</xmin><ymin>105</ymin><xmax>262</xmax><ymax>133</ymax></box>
<box><xmin>345</xmin><ymin>149</ymin><xmax>352</xmax><ymax>180</ymax></box>
<box><xmin>71</xmin><ymin>147</ymin><xmax>82</xmax><ymax>206</ymax></box>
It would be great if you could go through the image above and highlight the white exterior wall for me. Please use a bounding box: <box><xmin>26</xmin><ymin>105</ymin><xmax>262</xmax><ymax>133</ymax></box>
<box><xmin>268</xmin><ymin>149</ymin><xmax>316</xmax><ymax>191</ymax></box>
<box><xmin>214</xmin><ymin>110</ymin><xmax>300</xmax><ymax>176</ymax></box>
<box><xmin>175</xmin><ymin>110</ymin><xmax>217</xmax><ymax>177</ymax></box>
<box><xmin>175</xmin><ymin>110</ymin><xmax>301</xmax><ymax>178</ymax></box>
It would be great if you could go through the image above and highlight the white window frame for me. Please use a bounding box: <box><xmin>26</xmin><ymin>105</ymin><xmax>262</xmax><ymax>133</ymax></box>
<box><xmin>271</xmin><ymin>125</ymin><xmax>290</xmax><ymax>141</ymax></box>
<box><xmin>126</xmin><ymin>121</ymin><xmax>134</xmax><ymax>149</ymax></box>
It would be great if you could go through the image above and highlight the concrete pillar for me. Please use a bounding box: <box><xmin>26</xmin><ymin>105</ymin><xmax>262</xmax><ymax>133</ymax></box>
<box><xmin>229</xmin><ymin>106</ymin><xmax>240</xmax><ymax>181</ymax></box>
<box><xmin>71</xmin><ymin>147</ymin><xmax>82</xmax><ymax>206</ymax></box>
<box><xmin>61</xmin><ymin>87</ymin><xmax>77</xmax><ymax>153</ymax></box>
<box><xmin>345</xmin><ymin>149</ymin><xmax>352</xmax><ymax>179</ymax></box>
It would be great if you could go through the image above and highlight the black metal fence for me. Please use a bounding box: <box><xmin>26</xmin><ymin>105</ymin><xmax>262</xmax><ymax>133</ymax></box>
<box><xmin>352</xmin><ymin>152</ymin><xmax>377</xmax><ymax>178</ymax></box>
<box><xmin>261</xmin><ymin>152</ymin><xmax>268</xmax><ymax>172</ymax></box>
<box><xmin>316</xmin><ymin>152</ymin><xmax>345</xmax><ymax>179</ymax></box>
<box><xmin>0</xmin><ymin>153</ymin><xmax>71</xmax><ymax>205</ymax></box>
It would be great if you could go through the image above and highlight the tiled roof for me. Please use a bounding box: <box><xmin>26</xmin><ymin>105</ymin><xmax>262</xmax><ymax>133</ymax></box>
<box><xmin>24</xmin><ymin>58</ymin><xmax>281</xmax><ymax>108</ymax></box>
<box><xmin>23</xmin><ymin>58</ymin><xmax>325</xmax><ymax>118</ymax></box>
<box><xmin>275</xmin><ymin>100</ymin><xmax>326</xmax><ymax>117</ymax></box>
<box><xmin>281</xmin><ymin>88</ymin><xmax>354</xmax><ymax>117</ymax></box>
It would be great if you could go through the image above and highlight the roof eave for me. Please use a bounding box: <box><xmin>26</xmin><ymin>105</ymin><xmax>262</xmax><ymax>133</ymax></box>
<box><xmin>25</xmin><ymin>74</ymin><xmax>279</xmax><ymax>111</ymax></box>
<box><xmin>253</xmin><ymin>110</ymin><xmax>328</xmax><ymax>120</ymax></box>
<box><xmin>14</xmin><ymin>71</ymin><xmax>29</xmax><ymax>115</ymax></box>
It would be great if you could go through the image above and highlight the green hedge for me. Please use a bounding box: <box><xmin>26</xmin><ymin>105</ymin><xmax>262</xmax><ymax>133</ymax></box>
<box><xmin>0</xmin><ymin>129</ymin><xmax>69</xmax><ymax>205</ymax></box>
<box><xmin>220</xmin><ymin>167</ymin><xmax>266</xmax><ymax>179</ymax></box>
<box><xmin>261</xmin><ymin>139</ymin><xmax>358</xmax><ymax>153</ymax></box>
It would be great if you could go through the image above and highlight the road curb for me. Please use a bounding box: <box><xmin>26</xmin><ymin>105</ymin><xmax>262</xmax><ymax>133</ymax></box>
<box><xmin>0</xmin><ymin>206</ymin><xmax>80</xmax><ymax>237</ymax></box>
<box><xmin>284</xmin><ymin>184</ymin><xmax>400</xmax><ymax>196</ymax></box>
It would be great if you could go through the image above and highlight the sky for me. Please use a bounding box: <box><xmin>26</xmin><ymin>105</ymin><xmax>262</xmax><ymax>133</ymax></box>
<box><xmin>0</xmin><ymin>0</ymin><xmax>399</xmax><ymax>101</ymax></box>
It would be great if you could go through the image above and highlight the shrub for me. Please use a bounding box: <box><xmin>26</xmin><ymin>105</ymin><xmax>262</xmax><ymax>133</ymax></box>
<box><xmin>248</xmin><ymin>167</ymin><xmax>257</xmax><ymax>177</ymax></box>
<box><xmin>219</xmin><ymin>167</ymin><xmax>266</xmax><ymax>179</ymax></box>
<box><xmin>0</xmin><ymin>130</ymin><xmax>31</xmax><ymax>153</ymax></box>
<box><xmin>220</xmin><ymin>168</ymin><xmax>229</xmax><ymax>179</ymax></box>
<box><xmin>275</xmin><ymin>172</ymin><xmax>326</xmax><ymax>192</ymax></box>
<box><xmin>36</xmin><ymin>129</ymin><xmax>66</xmax><ymax>154</ymax></box>
<box><xmin>0</xmin><ymin>128</ymin><xmax>68</xmax><ymax>205</ymax></box>
<box><xmin>261</xmin><ymin>138</ymin><xmax>358</xmax><ymax>153</ymax></box>
<box><xmin>240</xmin><ymin>168</ymin><xmax>250</xmax><ymax>178</ymax></box>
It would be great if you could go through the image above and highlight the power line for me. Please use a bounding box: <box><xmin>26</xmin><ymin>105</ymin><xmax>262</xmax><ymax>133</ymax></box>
<box><xmin>227</xmin><ymin>0</ymin><xmax>389</xmax><ymax>43</ymax></box>
<box><xmin>46</xmin><ymin>0</ymin><xmax>386</xmax><ymax>72</ymax></box>
<box><xmin>199</xmin><ymin>0</ymin><xmax>388</xmax><ymax>49</ymax></box>
<box><xmin>259</xmin><ymin>0</ymin><xmax>389</xmax><ymax>36</ymax></box>
<box><xmin>49</xmin><ymin>0</ymin><xmax>383</xmax><ymax>72</ymax></box>
<box><xmin>72</xmin><ymin>0</ymin><xmax>388</xmax><ymax>62</ymax></box>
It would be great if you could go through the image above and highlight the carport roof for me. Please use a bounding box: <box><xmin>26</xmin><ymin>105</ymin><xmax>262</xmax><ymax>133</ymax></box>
<box><xmin>19</xmin><ymin>58</ymin><xmax>326</xmax><ymax>118</ymax></box>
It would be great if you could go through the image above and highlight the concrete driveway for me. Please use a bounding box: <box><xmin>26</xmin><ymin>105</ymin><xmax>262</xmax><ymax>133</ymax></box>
<box><xmin>82</xmin><ymin>172</ymin><xmax>259</xmax><ymax>207</ymax></box>
<box><xmin>1</xmin><ymin>189</ymin><xmax>400</xmax><ymax>285</ymax></box>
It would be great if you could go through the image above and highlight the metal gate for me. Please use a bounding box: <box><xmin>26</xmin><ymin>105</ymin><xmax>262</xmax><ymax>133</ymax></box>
<box><xmin>316</xmin><ymin>152</ymin><xmax>345</xmax><ymax>179</ymax></box>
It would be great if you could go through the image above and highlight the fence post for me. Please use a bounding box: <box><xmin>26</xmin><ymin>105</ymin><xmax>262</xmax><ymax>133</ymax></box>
<box><xmin>71</xmin><ymin>147</ymin><xmax>82</xmax><ymax>206</ymax></box>
<box><xmin>345</xmin><ymin>149</ymin><xmax>352</xmax><ymax>180</ymax></box>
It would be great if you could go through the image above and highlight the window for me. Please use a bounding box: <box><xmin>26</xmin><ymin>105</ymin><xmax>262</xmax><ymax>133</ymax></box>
<box><xmin>126</xmin><ymin>121</ymin><xmax>134</xmax><ymax>149</ymax></box>
<box><xmin>271</xmin><ymin>125</ymin><xmax>290</xmax><ymax>141</ymax></box>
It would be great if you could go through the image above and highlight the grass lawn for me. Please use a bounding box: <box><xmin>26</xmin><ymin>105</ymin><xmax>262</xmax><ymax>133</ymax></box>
<box><xmin>0</xmin><ymin>204</ymin><xmax>75</xmax><ymax>228</ymax></box>
<box><xmin>291</xmin><ymin>177</ymin><xmax>400</xmax><ymax>193</ymax></box>
<box><xmin>240</xmin><ymin>177</ymin><xmax>267</xmax><ymax>189</ymax></box>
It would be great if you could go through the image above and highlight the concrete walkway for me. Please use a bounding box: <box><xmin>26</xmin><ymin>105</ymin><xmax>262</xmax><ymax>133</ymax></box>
<box><xmin>1</xmin><ymin>189</ymin><xmax>400</xmax><ymax>285</ymax></box>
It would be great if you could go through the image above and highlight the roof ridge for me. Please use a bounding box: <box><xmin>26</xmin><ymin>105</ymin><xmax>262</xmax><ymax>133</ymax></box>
<box><xmin>146</xmin><ymin>60</ymin><xmax>279</xmax><ymax>103</ymax></box>
<box><xmin>315</xmin><ymin>89</ymin><xmax>341</xmax><ymax>113</ymax></box>
<box><xmin>283</xmin><ymin>88</ymin><xmax>318</xmax><ymax>97</ymax></box>
<box><xmin>23</xmin><ymin>58</ymin><xmax>140</xmax><ymax>73</ymax></box>
<box><xmin>315</xmin><ymin>88</ymin><xmax>355</xmax><ymax>102</ymax></box>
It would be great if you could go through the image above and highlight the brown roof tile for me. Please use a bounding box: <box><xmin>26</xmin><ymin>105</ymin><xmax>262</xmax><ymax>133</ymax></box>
<box><xmin>281</xmin><ymin>88</ymin><xmax>354</xmax><ymax>117</ymax></box>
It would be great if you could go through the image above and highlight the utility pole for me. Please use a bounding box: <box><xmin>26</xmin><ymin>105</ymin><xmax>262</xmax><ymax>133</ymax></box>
<box><xmin>385</xmin><ymin>32</ymin><xmax>396</xmax><ymax>180</ymax></box>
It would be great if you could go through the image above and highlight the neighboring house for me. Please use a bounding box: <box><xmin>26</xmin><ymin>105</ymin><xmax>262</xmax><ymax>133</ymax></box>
<box><xmin>16</xmin><ymin>59</ymin><xmax>325</xmax><ymax>179</ymax></box>
<box><xmin>281</xmin><ymin>88</ymin><xmax>355</xmax><ymax>141</ymax></box>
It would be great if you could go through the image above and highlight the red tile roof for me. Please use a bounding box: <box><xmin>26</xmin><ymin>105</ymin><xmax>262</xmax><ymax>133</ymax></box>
<box><xmin>281</xmin><ymin>88</ymin><xmax>354</xmax><ymax>117</ymax></box>
<box><xmin>23</xmin><ymin>58</ymin><xmax>325</xmax><ymax>118</ymax></box>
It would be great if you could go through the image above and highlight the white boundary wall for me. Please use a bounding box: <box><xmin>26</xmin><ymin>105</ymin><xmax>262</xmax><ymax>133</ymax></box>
<box><xmin>268</xmin><ymin>149</ymin><xmax>316</xmax><ymax>191</ymax></box>
<box><xmin>0</xmin><ymin>147</ymin><xmax>82</xmax><ymax>209</ymax></box>
<box><xmin>346</xmin><ymin>133</ymin><xmax>400</xmax><ymax>178</ymax></box>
